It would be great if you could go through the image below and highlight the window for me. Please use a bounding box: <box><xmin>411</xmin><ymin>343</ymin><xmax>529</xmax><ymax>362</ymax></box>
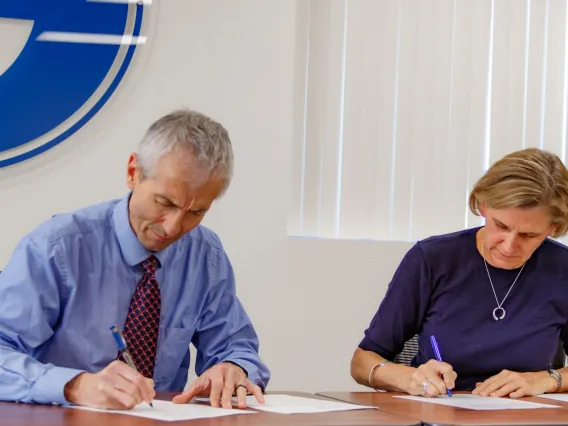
<box><xmin>289</xmin><ymin>0</ymin><xmax>568</xmax><ymax>242</ymax></box>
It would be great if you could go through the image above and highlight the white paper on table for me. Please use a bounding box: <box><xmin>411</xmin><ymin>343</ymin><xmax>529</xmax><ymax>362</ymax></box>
<box><xmin>536</xmin><ymin>394</ymin><xmax>568</xmax><ymax>402</ymax></box>
<box><xmin>196</xmin><ymin>394</ymin><xmax>375</xmax><ymax>414</ymax></box>
<box><xmin>395</xmin><ymin>394</ymin><xmax>560</xmax><ymax>410</ymax></box>
<box><xmin>68</xmin><ymin>399</ymin><xmax>255</xmax><ymax>421</ymax></box>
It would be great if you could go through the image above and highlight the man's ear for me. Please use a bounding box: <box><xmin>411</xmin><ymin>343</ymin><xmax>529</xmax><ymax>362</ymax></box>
<box><xmin>127</xmin><ymin>153</ymin><xmax>140</xmax><ymax>190</ymax></box>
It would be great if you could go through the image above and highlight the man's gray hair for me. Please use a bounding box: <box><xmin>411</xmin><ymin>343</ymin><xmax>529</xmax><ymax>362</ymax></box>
<box><xmin>137</xmin><ymin>109</ymin><xmax>234</xmax><ymax>194</ymax></box>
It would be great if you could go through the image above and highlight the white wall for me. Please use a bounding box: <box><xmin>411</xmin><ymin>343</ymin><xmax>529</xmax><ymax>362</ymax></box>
<box><xmin>0</xmin><ymin>0</ymin><xmax>413</xmax><ymax>392</ymax></box>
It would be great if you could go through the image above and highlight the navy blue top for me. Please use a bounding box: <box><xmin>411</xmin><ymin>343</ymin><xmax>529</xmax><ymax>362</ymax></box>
<box><xmin>359</xmin><ymin>227</ymin><xmax>568</xmax><ymax>390</ymax></box>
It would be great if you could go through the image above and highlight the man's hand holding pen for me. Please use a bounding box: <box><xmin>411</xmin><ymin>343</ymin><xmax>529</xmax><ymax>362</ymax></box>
<box><xmin>63</xmin><ymin>360</ymin><xmax>155</xmax><ymax>409</ymax></box>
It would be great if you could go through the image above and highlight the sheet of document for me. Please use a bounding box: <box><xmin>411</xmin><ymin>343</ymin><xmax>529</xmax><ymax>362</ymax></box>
<box><xmin>395</xmin><ymin>394</ymin><xmax>560</xmax><ymax>410</ymax></box>
<box><xmin>197</xmin><ymin>394</ymin><xmax>375</xmax><ymax>414</ymax></box>
<box><xmin>69</xmin><ymin>399</ymin><xmax>255</xmax><ymax>421</ymax></box>
<box><xmin>536</xmin><ymin>394</ymin><xmax>568</xmax><ymax>402</ymax></box>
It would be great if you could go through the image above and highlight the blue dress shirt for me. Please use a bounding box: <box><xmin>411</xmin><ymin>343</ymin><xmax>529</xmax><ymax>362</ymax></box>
<box><xmin>0</xmin><ymin>193</ymin><xmax>270</xmax><ymax>405</ymax></box>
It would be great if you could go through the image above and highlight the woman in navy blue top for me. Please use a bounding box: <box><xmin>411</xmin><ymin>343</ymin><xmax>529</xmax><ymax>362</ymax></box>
<box><xmin>351</xmin><ymin>148</ymin><xmax>568</xmax><ymax>398</ymax></box>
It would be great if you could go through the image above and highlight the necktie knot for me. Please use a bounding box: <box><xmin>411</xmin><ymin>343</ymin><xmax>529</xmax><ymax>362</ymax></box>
<box><xmin>141</xmin><ymin>255</ymin><xmax>158</xmax><ymax>275</ymax></box>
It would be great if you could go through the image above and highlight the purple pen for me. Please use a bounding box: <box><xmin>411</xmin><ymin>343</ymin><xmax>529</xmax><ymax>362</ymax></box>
<box><xmin>430</xmin><ymin>335</ymin><xmax>453</xmax><ymax>397</ymax></box>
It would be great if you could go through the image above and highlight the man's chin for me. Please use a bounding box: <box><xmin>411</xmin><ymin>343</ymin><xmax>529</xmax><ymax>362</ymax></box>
<box><xmin>140</xmin><ymin>237</ymin><xmax>170</xmax><ymax>252</ymax></box>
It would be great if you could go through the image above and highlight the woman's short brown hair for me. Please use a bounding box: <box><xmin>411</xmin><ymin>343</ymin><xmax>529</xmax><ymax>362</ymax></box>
<box><xmin>469</xmin><ymin>148</ymin><xmax>568</xmax><ymax>238</ymax></box>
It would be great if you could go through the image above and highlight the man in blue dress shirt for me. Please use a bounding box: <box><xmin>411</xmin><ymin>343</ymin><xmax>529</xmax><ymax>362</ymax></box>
<box><xmin>0</xmin><ymin>109</ymin><xmax>270</xmax><ymax>410</ymax></box>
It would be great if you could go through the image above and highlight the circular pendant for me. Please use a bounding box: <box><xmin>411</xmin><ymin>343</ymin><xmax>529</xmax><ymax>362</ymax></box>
<box><xmin>493</xmin><ymin>307</ymin><xmax>506</xmax><ymax>321</ymax></box>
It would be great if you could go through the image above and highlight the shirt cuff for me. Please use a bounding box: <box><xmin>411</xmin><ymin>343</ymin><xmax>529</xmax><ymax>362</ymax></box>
<box><xmin>33</xmin><ymin>365</ymin><xmax>85</xmax><ymax>406</ymax></box>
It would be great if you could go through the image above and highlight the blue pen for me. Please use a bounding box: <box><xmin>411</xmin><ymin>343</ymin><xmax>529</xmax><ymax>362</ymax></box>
<box><xmin>110</xmin><ymin>324</ymin><xmax>154</xmax><ymax>407</ymax></box>
<box><xmin>429</xmin><ymin>335</ymin><xmax>453</xmax><ymax>397</ymax></box>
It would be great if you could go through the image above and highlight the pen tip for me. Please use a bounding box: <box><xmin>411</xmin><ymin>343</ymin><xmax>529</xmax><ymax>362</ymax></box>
<box><xmin>149</xmin><ymin>402</ymin><xmax>154</xmax><ymax>408</ymax></box>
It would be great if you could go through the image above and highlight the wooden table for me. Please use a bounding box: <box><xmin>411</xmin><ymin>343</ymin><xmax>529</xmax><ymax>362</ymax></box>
<box><xmin>318</xmin><ymin>391</ymin><xmax>568</xmax><ymax>426</ymax></box>
<box><xmin>0</xmin><ymin>392</ymin><xmax>419</xmax><ymax>426</ymax></box>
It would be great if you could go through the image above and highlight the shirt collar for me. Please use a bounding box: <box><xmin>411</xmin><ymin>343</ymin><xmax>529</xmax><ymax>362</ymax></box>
<box><xmin>112</xmin><ymin>193</ymin><xmax>169</xmax><ymax>267</ymax></box>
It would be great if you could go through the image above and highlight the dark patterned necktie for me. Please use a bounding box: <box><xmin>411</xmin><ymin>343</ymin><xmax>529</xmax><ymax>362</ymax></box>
<box><xmin>118</xmin><ymin>255</ymin><xmax>161</xmax><ymax>378</ymax></box>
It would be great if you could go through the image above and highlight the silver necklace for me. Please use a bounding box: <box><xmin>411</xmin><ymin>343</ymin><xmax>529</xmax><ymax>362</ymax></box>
<box><xmin>481</xmin><ymin>240</ymin><xmax>526</xmax><ymax>321</ymax></box>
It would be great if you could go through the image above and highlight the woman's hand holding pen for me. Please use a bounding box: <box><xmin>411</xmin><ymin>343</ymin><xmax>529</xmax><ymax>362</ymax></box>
<box><xmin>64</xmin><ymin>360</ymin><xmax>155</xmax><ymax>409</ymax></box>
<box><xmin>402</xmin><ymin>360</ymin><xmax>456</xmax><ymax>397</ymax></box>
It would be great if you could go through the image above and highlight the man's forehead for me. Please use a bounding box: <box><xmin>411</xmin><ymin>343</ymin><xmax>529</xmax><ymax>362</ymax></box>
<box><xmin>153</xmin><ymin>175</ymin><xmax>223</xmax><ymax>208</ymax></box>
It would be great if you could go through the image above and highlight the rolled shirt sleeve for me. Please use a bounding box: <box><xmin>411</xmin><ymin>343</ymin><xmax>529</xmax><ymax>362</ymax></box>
<box><xmin>0</xmin><ymin>234</ymin><xmax>84</xmax><ymax>405</ymax></box>
<box><xmin>191</xmin><ymin>245</ymin><xmax>270</xmax><ymax>390</ymax></box>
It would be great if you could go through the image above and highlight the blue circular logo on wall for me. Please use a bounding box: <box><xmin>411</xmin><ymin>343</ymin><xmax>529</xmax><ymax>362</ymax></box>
<box><xmin>0</xmin><ymin>1</ymin><xmax>145</xmax><ymax>168</ymax></box>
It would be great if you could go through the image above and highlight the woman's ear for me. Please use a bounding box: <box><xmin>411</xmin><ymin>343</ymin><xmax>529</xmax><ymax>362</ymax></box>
<box><xmin>479</xmin><ymin>201</ymin><xmax>487</xmax><ymax>218</ymax></box>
